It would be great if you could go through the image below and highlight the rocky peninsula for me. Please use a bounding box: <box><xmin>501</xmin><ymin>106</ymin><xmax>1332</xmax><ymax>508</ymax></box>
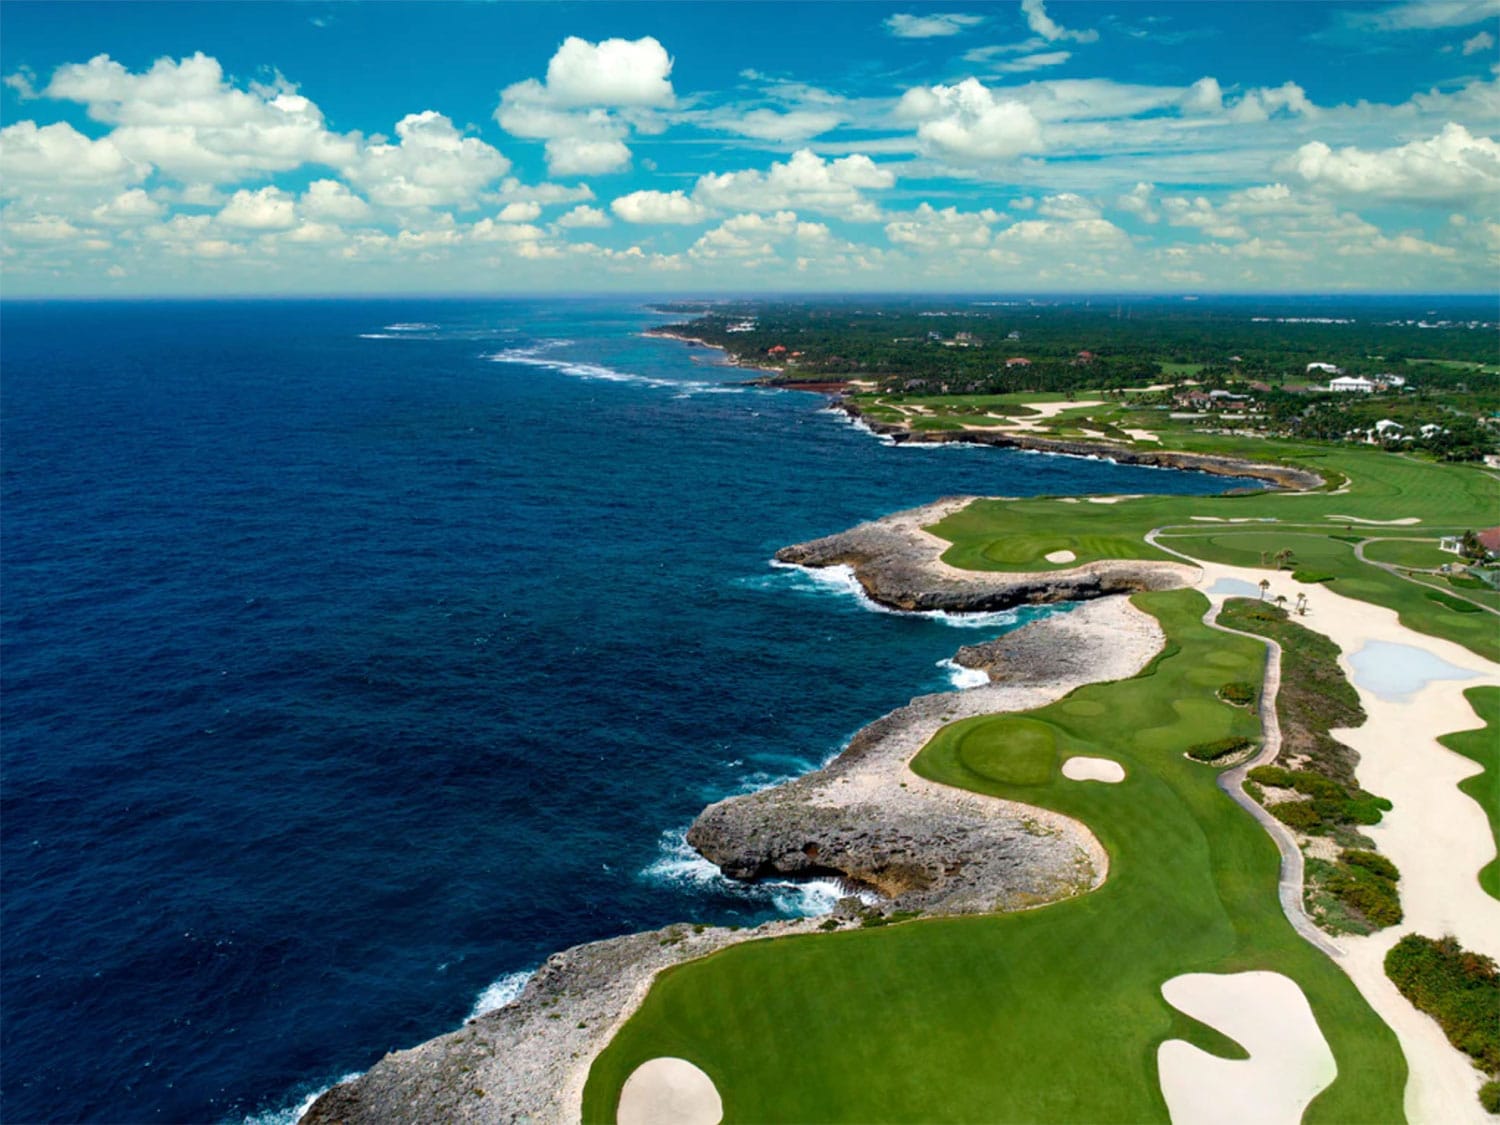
<box><xmin>302</xmin><ymin>521</ymin><xmax>1170</xmax><ymax>1124</ymax></box>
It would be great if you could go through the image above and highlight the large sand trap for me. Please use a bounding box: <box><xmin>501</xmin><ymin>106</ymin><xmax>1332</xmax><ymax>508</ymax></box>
<box><xmin>1175</xmin><ymin>551</ymin><xmax>1500</xmax><ymax>1121</ymax></box>
<box><xmin>617</xmin><ymin>1057</ymin><xmax>723</xmax><ymax>1125</ymax></box>
<box><xmin>1158</xmin><ymin>971</ymin><xmax>1336</xmax><ymax>1125</ymax></box>
<box><xmin>1061</xmin><ymin>756</ymin><xmax>1125</xmax><ymax>783</ymax></box>
<box><xmin>1326</xmin><ymin>514</ymin><xmax>1421</xmax><ymax>525</ymax></box>
<box><xmin>1045</xmin><ymin>549</ymin><xmax>1077</xmax><ymax>563</ymax></box>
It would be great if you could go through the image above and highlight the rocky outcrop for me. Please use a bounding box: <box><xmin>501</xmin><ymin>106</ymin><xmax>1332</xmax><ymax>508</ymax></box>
<box><xmin>687</xmin><ymin>597</ymin><xmax>1166</xmax><ymax>914</ymax></box>
<box><xmin>775</xmin><ymin>496</ymin><xmax>1198</xmax><ymax>613</ymax></box>
<box><xmin>837</xmin><ymin>400</ymin><xmax>1326</xmax><ymax>492</ymax></box>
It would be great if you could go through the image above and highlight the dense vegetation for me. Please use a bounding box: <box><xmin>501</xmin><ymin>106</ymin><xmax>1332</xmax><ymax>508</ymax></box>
<box><xmin>1384</xmin><ymin>934</ymin><xmax>1500</xmax><ymax>1112</ymax></box>
<box><xmin>653</xmin><ymin>298</ymin><xmax>1500</xmax><ymax>459</ymax></box>
<box><xmin>1217</xmin><ymin>598</ymin><xmax>1401</xmax><ymax>934</ymax></box>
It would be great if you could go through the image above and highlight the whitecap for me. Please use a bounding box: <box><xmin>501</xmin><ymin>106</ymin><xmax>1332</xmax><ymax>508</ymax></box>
<box><xmin>382</xmin><ymin>323</ymin><xmax>438</xmax><ymax>331</ymax></box>
<box><xmin>484</xmin><ymin>346</ymin><xmax>685</xmax><ymax>389</ymax></box>
<box><xmin>765</xmin><ymin>561</ymin><xmax>1027</xmax><ymax>628</ymax></box>
<box><xmin>468</xmin><ymin>969</ymin><xmax>534</xmax><ymax>1021</ymax></box>
<box><xmin>641</xmin><ymin>828</ymin><xmax>875</xmax><ymax>917</ymax></box>
<box><xmin>239</xmin><ymin>1073</ymin><xmax>362</xmax><ymax>1125</ymax></box>
<box><xmin>937</xmin><ymin>658</ymin><xmax>989</xmax><ymax>689</ymax></box>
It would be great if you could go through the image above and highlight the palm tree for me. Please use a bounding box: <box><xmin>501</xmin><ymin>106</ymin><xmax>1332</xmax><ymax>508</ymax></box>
<box><xmin>1259</xmin><ymin>578</ymin><xmax>1271</xmax><ymax>600</ymax></box>
<box><xmin>1274</xmin><ymin>548</ymin><xmax>1295</xmax><ymax>570</ymax></box>
<box><xmin>1295</xmin><ymin>592</ymin><xmax>1307</xmax><ymax>614</ymax></box>
<box><xmin>1274</xmin><ymin>594</ymin><xmax>1288</xmax><ymax>610</ymax></box>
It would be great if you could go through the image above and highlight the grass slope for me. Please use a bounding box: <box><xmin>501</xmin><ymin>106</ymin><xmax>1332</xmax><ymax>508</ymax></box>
<box><xmin>1439</xmin><ymin>686</ymin><xmax>1500</xmax><ymax>901</ymax></box>
<box><xmin>583</xmin><ymin>591</ymin><xmax>1405</xmax><ymax>1123</ymax></box>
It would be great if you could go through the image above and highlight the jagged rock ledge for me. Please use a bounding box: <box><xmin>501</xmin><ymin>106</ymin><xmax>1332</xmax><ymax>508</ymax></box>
<box><xmin>302</xmin><ymin>598</ymin><xmax>1164</xmax><ymax>1125</ymax></box>
<box><xmin>688</xmin><ymin>596</ymin><xmax>1164</xmax><ymax>914</ymax></box>
<box><xmin>836</xmin><ymin>398</ymin><xmax>1325</xmax><ymax>492</ymax></box>
<box><xmin>776</xmin><ymin>495</ymin><xmax>1199</xmax><ymax>613</ymax></box>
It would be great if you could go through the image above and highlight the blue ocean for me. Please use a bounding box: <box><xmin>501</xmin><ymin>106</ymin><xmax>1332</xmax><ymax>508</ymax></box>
<box><xmin>0</xmin><ymin>299</ymin><xmax>1243</xmax><ymax>1123</ymax></box>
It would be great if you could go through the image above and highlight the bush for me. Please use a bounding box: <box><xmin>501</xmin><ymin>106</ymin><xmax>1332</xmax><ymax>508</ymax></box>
<box><xmin>1481</xmin><ymin>1081</ymin><xmax>1500</xmax><ymax>1114</ymax></box>
<box><xmin>1292</xmin><ymin>569</ymin><xmax>1335</xmax><ymax>583</ymax></box>
<box><xmin>1343</xmin><ymin>849</ymin><xmax>1399</xmax><ymax>881</ymax></box>
<box><xmin>1186</xmin><ymin>736</ymin><xmax>1254</xmax><ymax>762</ymax></box>
<box><xmin>1248</xmin><ymin>764</ymin><xmax>1296</xmax><ymax>787</ymax></box>
<box><xmin>1269</xmin><ymin>801</ymin><xmax>1324</xmax><ymax>832</ymax></box>
<box><xmin>1219</xmin><ymin>681</ymin><xmax>1256</xmax><ymax>706</ymax></box>
<box><xmin>1385</xmin><ymin>934</ymin><xmax>1500</xmax><ymax>1099</ymax></box>
<box><xmin>1327</xmin><ymin>862</ymin><xmax>1402</xmax><ymax>928</ymax></box>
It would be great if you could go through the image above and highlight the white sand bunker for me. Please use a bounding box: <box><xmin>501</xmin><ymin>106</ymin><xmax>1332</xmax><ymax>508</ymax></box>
<box><xmin>1046</xmin><ymin>549</ymin><xmax>1078</xmax><ymax>563</ymax></box>
<box><xmin>618</xmin><ymin>1057</ymin><xmax>723</xmax><ymax>1125</ymax></box>
<box><xmin>1326</xmin><ymin>514</ymin><xmax>1420</xmax><ymax>525</ymax></box>
<box><xmin>1158</xmin><ymin>972</ymin><xmax>1336</xmax><ymax>1125</ymax></box>
<box><xmin>1062</xmin><ymin>756</ymin><xmax>1125</xmax><ymax>783</ymax></box>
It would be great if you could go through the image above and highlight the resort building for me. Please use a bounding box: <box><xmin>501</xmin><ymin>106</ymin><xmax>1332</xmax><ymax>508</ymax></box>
<box><xmin>1329</xmin><ymin>375</ymin><xmax>1375</xmax><ymax>393</ymax></box>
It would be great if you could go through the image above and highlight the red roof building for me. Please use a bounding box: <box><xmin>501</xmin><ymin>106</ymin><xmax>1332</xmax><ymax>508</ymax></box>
<box><xmin>1005</xmin><ymin>357</ymin><xmax>1031</xmax><ymax>367</ymax></box>
<box><xmin>768</xmin><ymin>344</ymin><xmax>787</xmax><ymax>355</ymax></box>
<box><xmin>1477</xmin><ymin>527</ymin><xmax>1500</xmax><ymax>555</ymax></box>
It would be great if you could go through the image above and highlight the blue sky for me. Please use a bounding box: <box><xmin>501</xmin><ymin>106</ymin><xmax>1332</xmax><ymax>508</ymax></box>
<box><xmin>2</xmin><ymin>0</ymin><xmax>1497</xmax><ymax>295</ymax></box>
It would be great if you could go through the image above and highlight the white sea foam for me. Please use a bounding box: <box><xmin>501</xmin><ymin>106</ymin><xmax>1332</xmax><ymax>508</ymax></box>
<box><xmin>937</xmin><ymin>658</ymin><xmax>989</xmax><ymax>689</ymax></box>
<box><xmin>383</xmin><ymin>323</ymin><xmax>439</xmax><ymax>331</ymax></box>
<box><xmin>240</xmin><ymin>1073</ymin><xmax>362</xmax><ymax>1125</ymax></box>
<box><xmin>468</xmin><ymin>969</ymin><xmax>535</xmax><ymax>1021</ymax></box>
<box><xmin>766</xmin><ymin>560</ymin><xmax>1023</xmax><ymax>628</ymax></box>
<box><xmin>642</xmin><ymin>829</ymin><xmax>875</xmax><ymax>916</ymax></box>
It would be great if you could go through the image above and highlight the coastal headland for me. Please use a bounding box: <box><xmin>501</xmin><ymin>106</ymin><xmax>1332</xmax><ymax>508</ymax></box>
<box><xmin>306</xmin><ymin>330</ymin><xmax>1499</xmax><ymax>1124</ymax></box>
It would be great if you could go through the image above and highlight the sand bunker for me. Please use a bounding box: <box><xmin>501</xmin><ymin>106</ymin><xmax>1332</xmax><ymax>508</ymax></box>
<box><xmin>1061</xmin><ymin>756</ymin><xmax>1125</xmax><ymax>783</ymax></box>
<box><xmin>617</xmin><ymin>1057</ymin><xmax>723</xmax><ymax>1125</ymax></box>
<box><xmin>1326</xmin><ymin>514</ymin><xmax>1421</xmax><ymax>525</ymax></box>
<box><xmin>1045</xmin><ymin>549</ymin><xmax>1078</xmax><ymax>563</ymax></box>
<box><xmin>1158</xmin><ymin>972</ymin><xmax>1336</xmax><ymax>1125</ymax></box>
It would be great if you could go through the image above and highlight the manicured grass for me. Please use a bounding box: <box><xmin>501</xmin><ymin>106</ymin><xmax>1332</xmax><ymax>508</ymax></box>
<box><xmin>583</xmin><ymin>591</ymin><xmax>1406</xmax><ymax>1123</ymax></box>
<box><xmin>1439</xmin><ymin>686</ymin><xmax>1500</xmax><ymax>901</ymax></box>
<box><xmin>1361</xmin><ymin>538</ymin><xmax>1454</xmax><ymax>569</ymax></box>
<box><xmin>925</xmin><ymin>449</ymin><xmax>1499</xmax><ymax>659</ymax></box>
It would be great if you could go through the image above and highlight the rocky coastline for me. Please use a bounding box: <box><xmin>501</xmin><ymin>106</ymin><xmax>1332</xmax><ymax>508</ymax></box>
<box><xmin>775</xmin><ymin>495</ymin><xmax>1199</xmax><ymax>613</ymax></box>
<box><xmin>301</xmin><ymin>588</ymin><xmax>1164</xmax><ymax>1124</ymax></box>
<box><xmin>834</xmin><ymin>398</ymin><xmax>1325</xmax><ymax>492</ymax></box>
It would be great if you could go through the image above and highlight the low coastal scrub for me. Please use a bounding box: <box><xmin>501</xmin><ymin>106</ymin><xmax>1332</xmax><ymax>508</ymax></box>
<box><xmin>1384</xmin><ymin>934</ymin><xmax>1500</xmax><ymax>1112</ymax></box>
<box><xmin>1218</xmin><ymin>600</ymin><xmax>1402</xmax><ymax>934</ymax></box>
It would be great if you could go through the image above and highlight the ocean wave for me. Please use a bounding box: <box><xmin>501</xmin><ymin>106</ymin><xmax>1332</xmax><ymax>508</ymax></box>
<box><xmin>641</xmin><ymin>828</ymin><xmax>875</xmax><ymax>917</ymax></box>
<box><xmin>937</xmin><ymin>658</ymin><xmax>990</xmax><ymax>690</ymax></box>
<box><xmin>238</xmin><ymin>1073</ymin><xmax>361</xmax><ymax>1125</ymax></box>
<box><xmin>383</xmin><ymin>323</ymin><xmax>439</xmax><ymax>331</ymax></box>
<box><xmin>765</xmin><ymin>561</ymin><xmax>1022</xmax><ymax>628</ymax></box>
<box><xmin>468</xmin><ymin>969</ymin><xmax>535</xmax><ymax>1021</ymax></box>
<box><xmin>484</xmin><ymin>346</ymin><xmax>683</xmax><ymax>388</ymax></box>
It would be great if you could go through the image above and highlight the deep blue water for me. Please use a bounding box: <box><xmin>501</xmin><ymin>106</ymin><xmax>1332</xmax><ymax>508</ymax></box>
<box><xmin>0</xmin><ymin>299</ymin><xmax>1245</xmax><ymax>1124</ymax></box>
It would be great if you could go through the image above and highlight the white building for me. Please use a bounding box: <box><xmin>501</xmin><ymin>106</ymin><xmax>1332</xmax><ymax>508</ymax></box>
<box><xmin>1307</xmin><ymin>362</ymin><xmax>1344</xmax><ymax>375</ymax></box>
<box><xmin>1329</xmin><ymin>375</ymin><xmax>1375</xmax><ymax>393</ymax></box>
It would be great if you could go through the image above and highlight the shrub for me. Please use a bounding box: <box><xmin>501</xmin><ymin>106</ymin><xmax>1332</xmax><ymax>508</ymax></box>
<box><xmin>1269</xmin><ymin>801</ymin><xmax>1323</xmax><ymax>832</ymax></box>
<box><xmin>1248</xmin><ymin>764</ymin><xmax>1296</xmax><ymax>787</ymax></box>
<box><xmin>1327</xmin><ymin>862</ymin><xmax>1402</xmax><ymax>928</ymax></box>
<box><xmin>1481</xmin><ymin>1081</ymin><xmax>1500</xmax><ymax>1114</ymax></box>
<box><xmin>1385</xmin><ymin>934</ymin><xmax>1500</xmax><ymax>1101</ymax></box>
<box><xmin>1186</xmin><ymin>736</ymin><xmax>1254</xmax><ymax>762</ymax></box>
<box><xmin>1340</xmin><ymin>792</ymin><xmax>1393</xmax><ymax>825</ymax></box>
<box><xmin>1219</xmin><ymin>681</ymin><xmax>1256</xmax><ymax>706</ymax></box>
<box><xmin>1292</xmin><ymin>569</ymin><xmax>1335</xmax><ymax>583</ymax></box>
<box><xmin>1343</xmin><ymin>849</ymin><xmax>1400</xmax><ymax>881</ymax></box>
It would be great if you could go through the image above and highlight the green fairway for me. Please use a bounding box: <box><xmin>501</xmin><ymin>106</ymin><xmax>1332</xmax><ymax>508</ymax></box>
<box><xmin>1439</xmin><ymin>687</ymin><xmax>1500</xmax><ymax>901</ymax></box>
<box><xmin>926</xmin><ymin>449</ymin><xmax>1499</xmax><ymax>660</ymax></box>
<box><xmin>1361</xmin><ymin>538</ymin><xmax>1454</xmax><ymax>569</ymax></box>
<box><xmin>583</xmin><ymin>591</ymin><xmax>1406</xmax><ymax>1123</ymax></box>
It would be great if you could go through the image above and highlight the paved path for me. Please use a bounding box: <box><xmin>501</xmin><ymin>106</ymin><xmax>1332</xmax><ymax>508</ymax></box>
<box><xmin>1145</xmin><ymin>528</ymin><xmax>1343</xmax><ymax>959</ymax></box>
<box><xmin>1354</xmin><ymin>538</ymin><xmax>1500</xmax><ymax>617</ymax></box>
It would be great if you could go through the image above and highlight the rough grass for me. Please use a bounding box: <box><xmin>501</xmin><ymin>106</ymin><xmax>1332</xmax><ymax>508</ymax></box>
<box><xmin>1439</xmin><ymin>687</ymin><xmax>1500</xmax><ymax>901</ymax></box>
<box><xmin>583</xmin><ymin>591</ymin><xmax>1406</xmax><ymax>1123</ymax></box>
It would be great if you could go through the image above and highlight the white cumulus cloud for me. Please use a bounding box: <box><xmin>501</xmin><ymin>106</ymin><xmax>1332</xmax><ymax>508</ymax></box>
<box><xmin>691</xmin><ymin>149</ymin><xmax>894</xmax><ymax>218</ymax></box>
<box><xmin>343</xmin><ymin>111</ymin><xmax>511</xmax><ymax>208</ymax></box>
<box><xmin>610</xmin><ymin>189</ymin><xmax>708</xmax><ymax>224</ymax></box>
<box><xmin>217</xmin><ymin>186</ymin><xmax>298</xmax><ymax>230</ymax></box>
<box><xmin>897</xmin><ymin>78</ymin><xmax>1043</xmax><ymax>162</ymax></box>
<box><xmin>1291</xmin><ymin>122</ymin><xmax>1500</xmax><ymax>204</ymax></box>
<box><xmin>1021</xmin><ymin>0</ymin><xmax>1099</xmax><ymax>44</ymax></box>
